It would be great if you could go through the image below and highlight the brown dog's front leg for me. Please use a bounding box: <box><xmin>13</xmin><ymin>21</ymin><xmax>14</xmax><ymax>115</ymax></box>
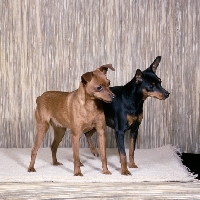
<box><xmin>97</xmin><ymin>129</ymin><xmax>111</xmax><ymax>175</ymax></box>
<box><xmin>71</xmin><ymin>133</ymin><xmax>83</xmax><ymax>176</ymax></box>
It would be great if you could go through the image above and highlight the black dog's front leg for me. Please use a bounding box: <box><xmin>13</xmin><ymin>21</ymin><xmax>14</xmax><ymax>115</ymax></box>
<box><xmin>115</xmin><ymin>130</ymin><xmax>131</xmax><ymax>175</ymax></box>
<box><xmin>129</xmin><ymin>125</ymin><xmax>140</xmax><ymax>168</ymax></box>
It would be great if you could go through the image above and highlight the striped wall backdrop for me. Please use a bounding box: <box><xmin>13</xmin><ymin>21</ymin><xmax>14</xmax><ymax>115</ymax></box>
<box><xmin>0</xmin><ymin>0</ymin><xmax>199</xmax><ymax>153</ymax></box>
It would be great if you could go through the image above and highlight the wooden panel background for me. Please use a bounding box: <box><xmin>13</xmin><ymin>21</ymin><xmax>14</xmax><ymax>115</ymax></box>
<box><xmin>0</xmin><ymin>0</ymin><xmax>199</xmax><ymax>153</ymax></box>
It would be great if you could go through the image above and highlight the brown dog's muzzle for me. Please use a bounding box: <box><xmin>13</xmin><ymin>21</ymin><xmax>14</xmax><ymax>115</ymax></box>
<box><xmin>111</xmin><ymin>93</ymin><xmax>115</xmax><ymax>100</ymax></box>
<box><xmin>93</xmin><ymin>89</ymin><xmax>115</xmax><ymax>103</ymax></box>
<box><xmin>104</xmin><ymin>92</ymin><xmax>115</xmax><ymax>103</ymax></box>
<box><xmin>104</xmin><ymin>90</ymin><xmax>116</xmax><ymax>103</ymax></box>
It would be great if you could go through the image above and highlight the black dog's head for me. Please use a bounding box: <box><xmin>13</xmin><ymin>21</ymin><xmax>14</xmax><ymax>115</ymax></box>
<box><xmin>134</xmin><ymin>56</ymin><xmax>170</xmax><ymax>100</ymax></box>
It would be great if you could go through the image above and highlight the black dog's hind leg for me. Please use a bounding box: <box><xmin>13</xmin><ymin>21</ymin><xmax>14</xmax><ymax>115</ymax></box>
<box><xmin>115</xmin><ymin>130</ymin><xmax>131</xmax><ymax>175</ymax></box>
<box><xmin>129</xmin><ymin>126</ymin><xmax>139</xmax><ymax>168</ymax></box>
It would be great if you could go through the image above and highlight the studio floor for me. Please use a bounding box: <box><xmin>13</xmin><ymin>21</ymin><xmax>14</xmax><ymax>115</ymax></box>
<box><xmin>0</xmin><ymin>181</ymin><xmax>200</xmax><ymax>200</ymax></box>
<box><xmin>0</xmin><ymin>149</ymin><xmax>199</xmax><ymax>199</ymax></box>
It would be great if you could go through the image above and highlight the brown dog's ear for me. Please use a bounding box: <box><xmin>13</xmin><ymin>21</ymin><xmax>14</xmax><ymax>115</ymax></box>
<box><xmin>99</xmin><ymin>64</ymin><xmax>115</xmax><ymax>75</ymax></box>
<box><xmin>150</xmin><ymin>56</ymin><xmax>161</xmax><ymax>73</ymax></box>
<box><xmin>135</xmin><ymin>69</ymin><xmax>143</xmax><ymax>84</ymax></box>
<box><xmin>81</xmin><ymin>72</ymin><xmax>93</xmax><ymax>84</ymax></box>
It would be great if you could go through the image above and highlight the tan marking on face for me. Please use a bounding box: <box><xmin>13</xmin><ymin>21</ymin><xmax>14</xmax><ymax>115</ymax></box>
<box><xmin>138</xmin><ymin>113</ymin><xmax>143</xmax><ymax>123</ymax></box>
<box><xmin>142</xmin><ymin>89</ymin><xmax>149</xmax><ymax>100</ymax></box>
<box><xmin>142</xmin><ymin>89</ymin><xmax>164</xmax><ymax>100</ymax></box>
<box><xmin>148</xmin><ymin>91</ymin><xmax>164</xmax><ymax>100</ymax></box>
<box><xmin>127</xmin><ymin>114</ymin><xmax>137</xmax><ymax>126</ymax></box>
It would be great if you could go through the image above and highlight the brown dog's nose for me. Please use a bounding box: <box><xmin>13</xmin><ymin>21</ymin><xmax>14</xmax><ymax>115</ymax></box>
<box><xmin>111</xmin><ymin>94</ymin><xmax>115</xmax><ymax>99</ymax></box>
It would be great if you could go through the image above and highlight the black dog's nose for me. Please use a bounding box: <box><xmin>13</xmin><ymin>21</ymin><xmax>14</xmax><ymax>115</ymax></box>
<box><xmin>165</xmin><ymin>91</ymin><xmax>170</xmax><ymax>98</ymax></box>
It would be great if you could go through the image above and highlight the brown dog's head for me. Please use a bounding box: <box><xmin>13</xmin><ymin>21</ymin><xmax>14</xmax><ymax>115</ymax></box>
<box><xmin>81</xmin><ymin>64</ymin><xmax>115</xmax><ymax>103</ymax></box>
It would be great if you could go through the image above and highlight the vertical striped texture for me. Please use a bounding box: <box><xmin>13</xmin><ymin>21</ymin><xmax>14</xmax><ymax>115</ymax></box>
<box><xmin>0</xmin><ymin>0</ymin><xmax>199</xmax><ymax>153</ymax></box>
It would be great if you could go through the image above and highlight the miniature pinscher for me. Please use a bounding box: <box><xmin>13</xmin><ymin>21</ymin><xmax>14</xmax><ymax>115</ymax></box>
<box><xmin>28</xmin><ymin>64</ymin><xmax>115</xmax><ymax>176</ymax></box>
<box><xmin>85</xmin><ymin>56</ymin><xmax>170</xmax><ymax>175</ymax></box>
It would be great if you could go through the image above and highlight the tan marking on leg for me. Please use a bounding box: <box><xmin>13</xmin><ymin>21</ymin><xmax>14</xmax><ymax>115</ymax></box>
<box><xmin>119</xmin><ymin>153</ymin><xmax>131</xmax><ymax>175</ymax></box>
<box><xmin>129</xmin><ymin>138</ymin><xmax>138</xmax><ymax>168</ymax></box>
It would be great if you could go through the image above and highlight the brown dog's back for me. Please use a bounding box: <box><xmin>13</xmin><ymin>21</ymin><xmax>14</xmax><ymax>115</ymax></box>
<box><xmin>35</xmin><ymin>91</ymin><xmax>74</xmax><ymax>128</ymax></box>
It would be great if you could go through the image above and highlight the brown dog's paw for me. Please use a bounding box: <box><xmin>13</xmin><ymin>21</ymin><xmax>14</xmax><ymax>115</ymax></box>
<box><xmin>129</xmin><ymin>163</ymin><xmax>138</xmax><ymax>168</ymax></box>
<box><xmin>103</xmin><ymin>169</ymin><xmax>112</xmax><ymax>175</ymax></box>
<box><xmin>90</xmin><ymin>148</ymin><xmax>99</xmax><ymax>157</ymax></box>
<box><xmin>74</xmin><ymin>172</ymin><xmax>83</xmax><ymax>176</ymax></box>
<box><xmin>121</xmin><ymin>169</ymin><xmax>132</xmax><ymax>176</ymax></box>
<box><xmin>53</xmin><ymin>161</ymin><xmax>63</xmax><ymax>166</ymax></box>
<box><xmin>28</xmin><ymin>167</ymin><xmax>36</xmax><ymax>172</ymax></box>
<box><xmin>92</xmin><ymin>151</ymin><xmax>99</xmax><ymax>157</ymax></box>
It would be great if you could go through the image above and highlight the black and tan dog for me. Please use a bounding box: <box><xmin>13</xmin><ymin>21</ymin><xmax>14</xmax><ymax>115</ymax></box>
<box><xmin>28</xmin><ymin>64</ymin><xmax>115</xmax><ymax>176</ymax></box>
<box><xmin>85</xmin><ymin>56</ymin><xmax>170</xmax><ymax>175</ymax></box>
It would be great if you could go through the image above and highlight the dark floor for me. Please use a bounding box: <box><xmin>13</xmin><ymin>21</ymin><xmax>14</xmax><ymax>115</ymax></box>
<box><xmin>180</xmin><ymin>153</ymin><xmax>200</xmax><ymax>180</ymax></box>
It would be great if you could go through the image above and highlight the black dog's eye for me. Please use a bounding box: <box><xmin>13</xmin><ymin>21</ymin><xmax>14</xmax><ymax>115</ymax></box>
<box><xmin>149</xmin><ymin>83</ymin><xmax>155</xmax><ymax>89</ymax></box>
<box><xmin>96</xmin><ymin>85</ymin><xmax>103</xmax><ymax>91</ymax></box>
<box><xmin>149</xmin><ymin>85</ymin><xmax>154</xmax><ymax>89</ymax></box>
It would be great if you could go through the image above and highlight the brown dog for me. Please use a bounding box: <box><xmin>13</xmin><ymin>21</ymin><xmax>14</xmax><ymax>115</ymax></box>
<box><xmin>28</xmin><ymin>65</ymin><xmax>115</xmax><ymax>176</ymax></box>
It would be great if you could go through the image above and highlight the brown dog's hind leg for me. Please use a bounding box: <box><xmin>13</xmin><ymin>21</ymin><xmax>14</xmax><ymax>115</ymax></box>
<box><xmin>85</xmin><ymin>129</ymin><xmax>99</xmax><ymax>157</ymax></box>
<box><xmin>28</xmin><ymin>121</ymin><xmax>49</xmax><ymax>172</ymax></box>
<box><xmin>129</xmin><ymin>138</ymin><xmax>138</xmax><ymax>168</ymax></box>
<box><xmin>50</xmin><ymin>124</ymin><xmax>66</xmax><ymax>166</ymax></box>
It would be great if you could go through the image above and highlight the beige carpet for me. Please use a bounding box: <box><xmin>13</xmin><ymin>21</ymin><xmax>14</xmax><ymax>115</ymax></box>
<box><xmin>0</xmin><ymin>145</ymin><xmax>197</xmax><ymax>183</ymax></box>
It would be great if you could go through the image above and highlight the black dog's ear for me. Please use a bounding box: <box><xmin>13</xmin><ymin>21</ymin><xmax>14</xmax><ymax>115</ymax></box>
<box><xmin>150</xmin><ymin>56</ymin><xmax>161</xmax><ymax>73</ymax></box>
<box><xmin>81</xmin><ymin>72</ymin><xmax>93</xmax><ymax>84</ymax></box>
<box><xmin>99</xmin><ymin>64</ymin><xmax>115</xmax><ymax>75</ymax></box>
<box><xmin>135</xmin><ymin>69</ymin><xmax>143</xmax><ymax>84</ymax></box>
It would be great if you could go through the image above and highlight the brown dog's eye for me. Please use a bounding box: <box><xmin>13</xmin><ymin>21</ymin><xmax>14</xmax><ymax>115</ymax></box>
<box><xmin>96</xmin><ymin>86</ymin><xmax>103</xmax><ymax>91</ymax></box>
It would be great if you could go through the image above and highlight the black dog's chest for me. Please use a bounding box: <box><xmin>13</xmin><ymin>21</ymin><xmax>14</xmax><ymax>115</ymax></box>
<box><xmin>126</xmin><ymin>113</ymin><xmax>143</xmax><ymax>127</ymax></box>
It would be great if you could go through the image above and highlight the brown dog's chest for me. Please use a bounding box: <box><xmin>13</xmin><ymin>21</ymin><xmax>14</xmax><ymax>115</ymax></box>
<box><xmin>79</xmin><ymin>109</ymin><xmax>103</xmax><ymax>133</ymax></box>
<box><xmin>82</xmin><ymin>120</ymin><xmax>96</xmax><ymax>133</ymax></box>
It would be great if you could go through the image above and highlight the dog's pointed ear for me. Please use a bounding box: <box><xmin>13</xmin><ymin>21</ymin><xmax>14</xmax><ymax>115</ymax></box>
<box><xmin>150</xmin><ymin>56</ymin><xmax>161</xmax><ymax>73</ymax></box>
<box><xmin>98</xmin><ymin>64</ymin><xmax>115</xmax><ymax>75</ymax></box>
<box><xmin>81</xmin><ymin>72</ymin><xmax>93</xmax><ymax>85</ymax></box>
<box><xmin>135</xmin><ymin>69</ymin><xmax>143</xmax><ymax>84</ymax></box>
